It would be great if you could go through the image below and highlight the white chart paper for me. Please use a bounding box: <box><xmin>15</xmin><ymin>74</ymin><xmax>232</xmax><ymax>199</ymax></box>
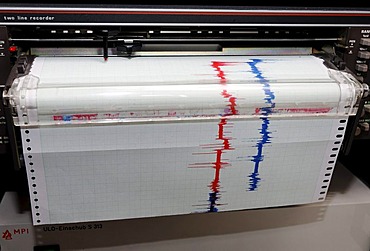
<box><xmin>10</xmin><ymin>56</ymin><xmax>362</xmax><ymax>225</ymax></box>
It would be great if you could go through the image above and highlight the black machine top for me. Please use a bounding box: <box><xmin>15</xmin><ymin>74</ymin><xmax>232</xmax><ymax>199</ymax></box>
<box><xmin>1</xmin><ymin>1</ymin><xmax>370</xmax><ymax>8</ymax></box>
<box><xmin>1</xmin><ymin>2</ymin><xmax>370</xmax><ymax>26</ymax></box>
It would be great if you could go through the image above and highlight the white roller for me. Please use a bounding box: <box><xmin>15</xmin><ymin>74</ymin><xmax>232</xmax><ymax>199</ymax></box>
<box><xmin>6</xmin><ymin>55</ymin><xmax>364</xmax><ymax>126</ymax></box>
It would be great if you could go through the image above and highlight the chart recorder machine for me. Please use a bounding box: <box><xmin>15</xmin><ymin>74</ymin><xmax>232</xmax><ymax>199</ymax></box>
<box><xmin>1</xmin><ymin>3</ymin><xmax>370</xmax><ymax>250</ymax></box>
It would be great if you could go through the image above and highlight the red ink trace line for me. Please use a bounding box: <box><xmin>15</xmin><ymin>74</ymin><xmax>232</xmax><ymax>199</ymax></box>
<box><xmin>208</xmin><ymin>62</ymin><xmax>240</xmax><ymax>211</ymax></box>
<box><xmin>190</xmin><ymin>61</ymin><xmax>240</xmax><ymax>212</ymax></box>
<box><xmin>53</xmin><ymin>113</ymin><xmax>98</xmax><ymax>121</ymax></box>
<box><xmin>254</xmin><ymin>107</ymin><xmax>332</xmax><ymax>115</ymax></box>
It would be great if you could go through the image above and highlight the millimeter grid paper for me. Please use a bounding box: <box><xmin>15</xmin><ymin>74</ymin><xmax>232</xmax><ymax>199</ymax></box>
<box><xmin>23</xmin><ymin>117</ymin><xmax>346</xmax><ymax>225</ymax></box>
<box><xmin>20</xmin><ymin>56</ymin><xmax>347</xmax><ymax>225</ymax></box>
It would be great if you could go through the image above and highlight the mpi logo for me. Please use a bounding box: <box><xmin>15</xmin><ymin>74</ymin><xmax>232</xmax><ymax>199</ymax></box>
<box><xmin>2</xmin><ymin>230</ymin><xmax>12</xmax><ymax>240</ymax></box>
<box><xmin>2</xmin><ymin>228</ymin><xmax>29</xmax><ymax>240</ymax></box>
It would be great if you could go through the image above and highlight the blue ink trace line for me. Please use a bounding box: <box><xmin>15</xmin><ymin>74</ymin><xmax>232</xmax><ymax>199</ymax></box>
<box><xmin>247</xmin><ymin>59</ymin><xmax>275</xmax><ymax>191</ymax></box>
